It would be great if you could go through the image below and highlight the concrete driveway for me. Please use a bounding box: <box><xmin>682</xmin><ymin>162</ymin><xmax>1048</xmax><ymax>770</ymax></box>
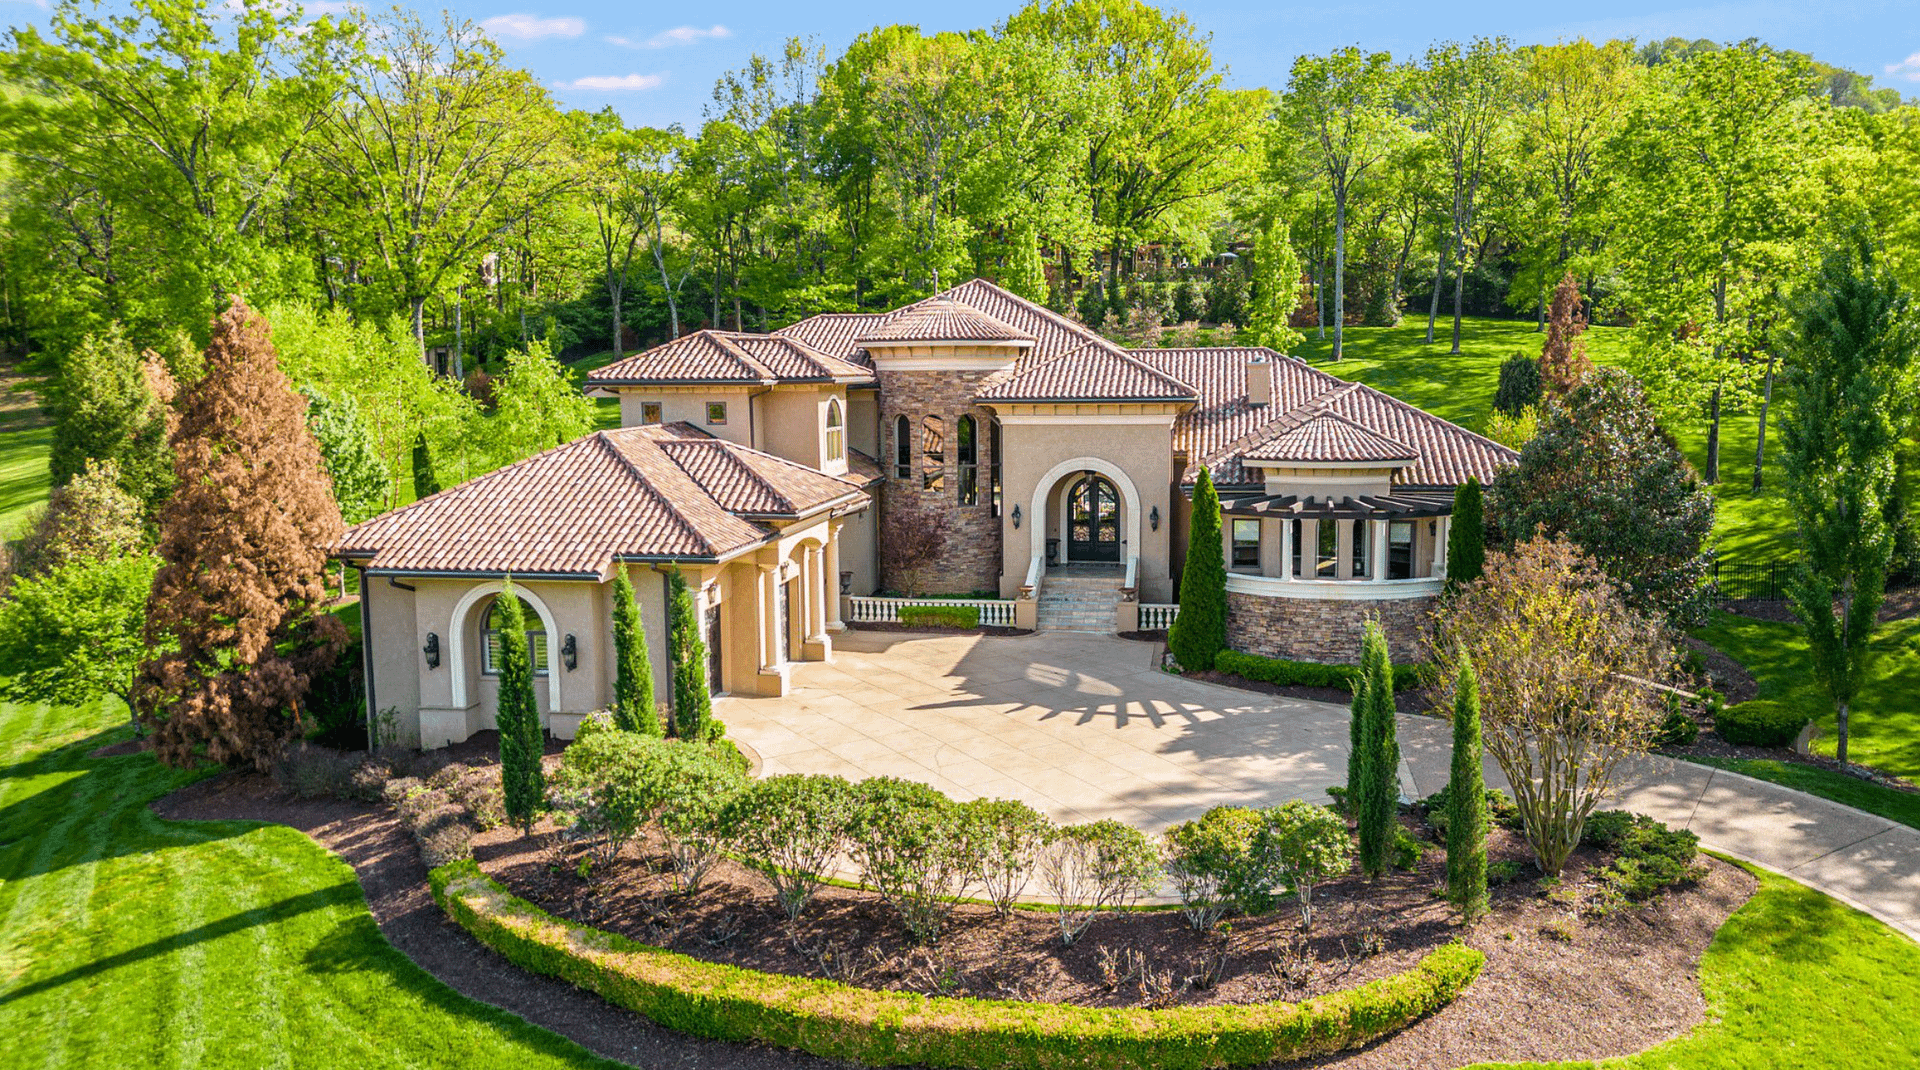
<box><xmin>718</xmin><ymin>629</ymin><xmax>1458</xmax><ymax>833</ymax></box>
<box><xmin>719</xmin><ymin>629</ymin><xmax>1920</xmax><ymax>942</ymax></box>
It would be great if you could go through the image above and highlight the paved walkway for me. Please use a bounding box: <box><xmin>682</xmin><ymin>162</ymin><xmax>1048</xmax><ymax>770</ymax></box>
<box><xmin>718</xmin><ymin>630</ymin><xmax>1920</xmax><ymax>942</ymax></box>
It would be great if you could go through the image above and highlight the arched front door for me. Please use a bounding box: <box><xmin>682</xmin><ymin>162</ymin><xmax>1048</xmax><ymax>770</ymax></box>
<box><xmin>1067</xmin><ymin>474</ymin><xmax>1121</xmax><ymax>562</ymax></box>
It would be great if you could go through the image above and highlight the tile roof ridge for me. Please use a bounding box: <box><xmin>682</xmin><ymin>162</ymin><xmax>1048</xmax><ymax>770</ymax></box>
<box><xmin>594</xmin><ymin>428</ymin><xmax>728</xmax><ymax>559</ymax></box>
<box><xmin>342</xmin><ymin>428</ymin><xmax>608</xmax><ymax>535</ymax></box>
<box><xmin>939</xmin><ymin>277</ymin><xmax>1107</xmax><ymax>348</ymax></box>
<box><xmin>1330</xmin><ymin>378</ymin><xmax>1521</xmax><ymax>459</ymax></box>
<box><xmin>705</xmin><ymin>331</ymin><xmax>778</xmax><ymax>379</ymax></box>
<box><xmin>659</xmin><ymin>435</ymin><xmax>800</xmax><ymax>514</ymax></box>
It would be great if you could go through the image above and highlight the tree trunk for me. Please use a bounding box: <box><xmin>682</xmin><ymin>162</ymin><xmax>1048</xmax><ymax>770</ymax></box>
<box><xmin>1752</xmin><ymin>353</ymin><xmax>1777</xmax><ymax>491</ymax></box>
<box><xmin>1449</xmin><ymin>246</ymin><xmax>1468</xmax><ymax>355</ymax></box>
<box><xmin>611</xmin><ymin>290</ymin><xmax>623</xmax><ymax>360</ymax></box>
<box><xmin>1426</xmin><ymin>225</ymin><xmax>1454</xmax><ymax>344</ymax></box>
<box><xmin>1314</xmin><ymin>257</ymin><xmax>1325</xmax><ymax>340</ymax></box>
<box><xmin>1333</xmin><ymin>194</ymin><xmax>1347</xmax><ymax>360</ymax></box>
<box><xmin>1705</xmin><ymin>383</ymin><xmax>1723</xmax><ymax>485</ymax></box>
<box><xmin>1837</xmin><ymin>699</ymin><xmax>1850</xmax><ymax>765</ymax></box>
<box><xmin>1535</xmin><ymin>289</ymin><xmax>1546</xmax><ymax>332</ymax></box>
<box><xmin>453</xmin><ymin>287</ymin><xmax>464</xmax><ymax>381</ymax></box>
<box><xmin>411</xmin><ymin>295</ymin><xmax>428</xmax><ymax>369</ymax></box>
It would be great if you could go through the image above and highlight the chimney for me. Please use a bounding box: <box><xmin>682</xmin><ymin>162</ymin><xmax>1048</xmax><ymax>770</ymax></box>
<box><xmin>1246</xmin><ymin>354</ymin><xmax>1272</xmax><ymax>407</ymax></box>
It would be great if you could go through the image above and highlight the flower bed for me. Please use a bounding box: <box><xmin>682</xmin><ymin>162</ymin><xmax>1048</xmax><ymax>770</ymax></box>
<box><xmin>431</xmin><ymin>859</ymin><xmax>1484</xmax><ymax>1070</ymax></box>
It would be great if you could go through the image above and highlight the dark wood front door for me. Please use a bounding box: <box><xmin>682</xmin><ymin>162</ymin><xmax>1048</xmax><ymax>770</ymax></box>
<box><xmin>1067</xmin><ymin>474</ymin><xmax>1121</xmax><ymax>562</ymax></box>
<box><xmin>704</xmin><ymin>601</ymin><xmax>723</xmax><ymax>692</ymax></box>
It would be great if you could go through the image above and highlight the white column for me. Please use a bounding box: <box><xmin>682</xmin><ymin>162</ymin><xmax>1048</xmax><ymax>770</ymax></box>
<box><xmin>1434</xmin><ymin>516</ymin><xmax>1450</xmax><ymax>578</ymax></box>
<box><xmin>1279</xmin><ymin>519</ymin><xmax>1293</xmax><ymax>581</ymax></box>
<box><xmin>807</xmin><ymin>547</ymin><xmax>828</xmax><ymax>640</ymax></box>
<box><xmin>758</xmin><ymin>564</ymin><xmax>778</xmax><ymax>669</ymax></box>
<box><xmin>1371</xmin><ymin>519</ymin><xmax>1389</xmax><ymax>582</ymax></box>
<box><xmin>824</xmin><ymin>522</ymin><xmax>845</xmax><ymax>631</ymax></box>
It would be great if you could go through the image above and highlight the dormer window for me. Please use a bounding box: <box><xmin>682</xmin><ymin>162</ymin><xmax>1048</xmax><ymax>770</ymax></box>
<box><xmin>824</xmin><ymin>397</ymin><xmax>844</xmax><ymax>462</ymax></box>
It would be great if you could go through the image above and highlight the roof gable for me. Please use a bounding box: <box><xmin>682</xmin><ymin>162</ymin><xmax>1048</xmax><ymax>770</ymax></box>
<box><xmin>585</xmin><ymin>330</ymin><xmax>873</xmax><ymax>387</ymax></box>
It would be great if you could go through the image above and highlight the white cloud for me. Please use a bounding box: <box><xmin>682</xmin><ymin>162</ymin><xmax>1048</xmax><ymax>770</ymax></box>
<box><xmin>607</xmin><ymin>24</ymin><xmax>732</xmax><ymax>49</ymax></box>
<box><xmin>566</xmin><ymin>73</ymin><xmax>665</xmax><ymax>91</ymax></box>
<box><xmin>480</xmin><ymin>13</ymin><xmax>586</xmax><ymax>40</ymax></box>
<box><xmin>1887</xmin><ymin>50</ymin><xmax>1920</xmax><ymax>82</ymax></box>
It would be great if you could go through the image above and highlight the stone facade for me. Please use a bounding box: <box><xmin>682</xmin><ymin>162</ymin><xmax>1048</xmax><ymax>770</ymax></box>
<box><xmin>876</xmin><ymin>368</ymin><xmax>1003</xmax><ymax>594</ymax></box>
<box><xmin>1225</xmin><ymin>590</ymin><xmax>1436</xmax><ymax>664</ymax></box>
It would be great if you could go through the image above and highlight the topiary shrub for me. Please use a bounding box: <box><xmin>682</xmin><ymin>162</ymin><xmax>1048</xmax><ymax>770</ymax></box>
<box><xmin>897</xmin><ymin>604</ymin><xmax>982</xmax><ymax>630</ymax></box>
<box><xmin>654</xmin><ymin>744</ymin><xmax>750</xmax><ymax>895</ymax></box>
<box><xmin>1214</xmin><ymin>650</ymin><xmax>1425</xmax><ymax>692</ymax></box>
<box><xmin>1163</xmin><ymin>806</ymin><xmax>1264</xmax><ymax>931</ymax></box>
<box><xmin>1037</xmin><ymin>820</ymin><xmax>1161</xmax><ymax>946</ymax></box>
<box><xmin>722</xmin><ymin>774</ymin><xmax>856</xmax><ymax>922</ymax></box>
<box><xmin>958</xmin><ymin>798</ymin><xmax>1053</xmax><ymax>915</ymax></box>
<box><xmin>1716</xmin><ymin>700</ymin><xmax>1811</xmax><ymax>748</ymax></box>
<box><xmin>548</xmin><ymin>725</ymin><xmax>677</xmax><ymax>868</ymax></box>
<box><xmin>1493</xmin><ymin>353</ymin><xmax>1542</xmax><ymax>415</ymax></box>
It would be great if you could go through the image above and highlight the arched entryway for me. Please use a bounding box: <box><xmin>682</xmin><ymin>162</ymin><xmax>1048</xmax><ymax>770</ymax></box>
<box><xmin>1066</xmin><ymin>473</ymin><xmax>1122</xmax><ymax>562</ymax></box>
<box><xmin>1027</xmin><ymin>457</ymin><xmax>1143</xmax><ymax>572</ymax></box>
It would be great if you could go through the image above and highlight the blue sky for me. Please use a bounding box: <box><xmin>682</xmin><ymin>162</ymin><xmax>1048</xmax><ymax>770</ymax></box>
<box><xmin>5</xmin><ymin>0</ymin><xmax>1917</xmax><ymax>126</ymax></box>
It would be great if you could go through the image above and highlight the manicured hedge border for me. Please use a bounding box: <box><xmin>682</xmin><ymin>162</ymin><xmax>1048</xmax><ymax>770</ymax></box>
<box><xmin>1215</xmin><ymin>650</ymin><xmax>1426</xmax><ymax>693</ymax></box>
<box><xmin>899</xmin><ymin>604</ymin><xmax>983</xmax><ymax>630</ymax></box>
<box><xmin>431</xmin><ymin>860</ymin><xmax>1483</xmax><ymax>1069</ymax></box>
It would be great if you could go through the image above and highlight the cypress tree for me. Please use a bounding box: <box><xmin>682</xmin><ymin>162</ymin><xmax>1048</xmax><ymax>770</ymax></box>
<box><xmin>1345</xmin><ymin>665</ymin><xmax>1370</xmax><ymax>813</ymax></box>
<box><xmin>1446</xmin><ymin>655</ymin><xmax>1490</xmax><ymax>920</ymax></box>
<box><xmin>1168</xmin><ymin>469</ymin><xmax>1227</xmax><ymax>670</ymax></box>
<box><xmin>494</xmin><ymin>580</ymin><xmax>545</xmax><ymax>832</ymax></box>
<box><xmin>411</xmin><ymin>432</ymin><xmax>440</xmax><ymax>500</ymax></box>
<box><xmin>1447</xmin><ymin>477</ymin><xmax>1486</xmax><ymax>588</ymax></box>
<box><xmin>610</xmin><ymin>565</ymin><xmax>660</xmax><ymax>735</ymax></box>
<box><xmin>1355</xmin><ymin>622</ymin><xmax>1399</xmax><ymax>878</ymax></box>
<box><xmin>667</xmin><ymin>569</ymin><xmax>713</xmax><ymax>740</ymax></box>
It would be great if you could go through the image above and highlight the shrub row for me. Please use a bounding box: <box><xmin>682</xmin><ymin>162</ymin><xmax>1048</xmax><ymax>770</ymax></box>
<box><xmin>1214</xmin><ymin>651</ymin><xmax>1425</xmax><ymax>693</ymax></box>
<box><xmin>431</xmin><ymin>859</ymin><xmax>1485</xmax><ymax>1070</ymax></box>
<box><xmin>1715</xmin><ymin>700</ymin><xmax>1811</xmax><ymax>748</ymax></box>
<box><xmin>897</xmin><ymin>604</ymin><xmax>983</xmax><ymax>629</ymax></box>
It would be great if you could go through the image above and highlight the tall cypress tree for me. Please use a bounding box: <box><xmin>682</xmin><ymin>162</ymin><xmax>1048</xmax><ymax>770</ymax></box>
<box><xmin>1355</xmin><ymin>622</ymin><xmax>1399</xmax><ymax>878</ymax></box>
<box><xmin>494</xmin><ymin>580</ymin><xmax>545</xmax><ymax>832</ymax></box>
<box><xmin>667</xmin><ymin>569</ymin><xmax>713</xmax><ymax>740</ymax></box>
<box><xmin>1447</xmin><ymin>477</ymin><xmax>1486</xmax><ymax>588</ymax></box>
<box><xmin>1780</xmin><ymin>232</ymin><xmax>1917</xmax><ymax>766</ymax></box>
<box><xmin>610</xmin><ymin>565</ymin><xmax>660</xmax><ymax>735</ymax></box>
<box><xmin>411</xmin><ymin>432</ymin><xmax>440</xmax><ymax>500</ymax></box>
<box><xmin>1169</xmin><ymin>469</ymin><xmax>1227</xmax><ymax>670</ymax></box>
<box><xmin>1446</xmin><ymin>655</ymin><xmax>1489</xmax><ymax>920</ymax></box>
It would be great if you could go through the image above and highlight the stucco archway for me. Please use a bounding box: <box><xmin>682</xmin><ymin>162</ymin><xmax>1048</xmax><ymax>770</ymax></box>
<box><xmin>1029</xmin><ymin>457</ymin><xmax>1142</xmax><ymax>569</ymax></box>
<box><xmin>448</xmin><ymin>581</ymin><xmax>563</xmax><ymax>711</ymax></box>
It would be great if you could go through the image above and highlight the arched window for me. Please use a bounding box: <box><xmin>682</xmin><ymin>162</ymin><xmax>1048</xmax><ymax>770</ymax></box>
<box><xmin>893</xmin><ymin>414</ymin><xmax>912</xmax><ymax>479</ymax></box>
<box><xmin>921</xmin><ymin>414</ymin><xmax>945</xmax><ymax>491</ymax></box>
<box><xmin>481</xmin><ymin>595</ymin><xmax>549</xmax><ymax>676</ymax></box>
<box><xmin>956</xmin><ymin>414</ymin><xmax>978</xmax><ymax>505</ymax></box>
<box><xmin>824</xmin><ymin>397</ymin><xmax>845</xmax><ymax>462</ymax></box>
<box><xmin>988</xmin><ymin>417</ymin><xmax>1003</xmax><ymax>516</ymax></box>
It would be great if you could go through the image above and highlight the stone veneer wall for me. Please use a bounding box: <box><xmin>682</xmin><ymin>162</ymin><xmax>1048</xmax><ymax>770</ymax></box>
<box><xmin>876</xmin><ymin>368</ymin><xmax>1003</xmax><ymax>594</ymax></box>
<box><xmin>1225</xmin><ymin>590</ymin><xmax>1435</xmax><ymax>665</ymax></box>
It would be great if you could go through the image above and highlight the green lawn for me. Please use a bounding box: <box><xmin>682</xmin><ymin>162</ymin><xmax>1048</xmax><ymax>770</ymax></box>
<box><xmin>1697</xmin><ymin>611</ymin><xmax>1920</xmax><ymax>781</ymax></box>
<box><xmin>0</xmin><ymin>424</ymin><xmax>51</xmax><ymax>542</ymax></box>
<box><xmin>1469</xmin><ymin>858</ymin><xmax>1920</xmax><ymax>1069</ymax></box>
<box><xmin>0</xmin><ymin>696</ymin><xmax>622</xmax><ymax>1069</ymax></box>
<box><xmin>1295</xmin><ymin>316</ymin><xmax>1787</xmax><ymax>558</ymax></box>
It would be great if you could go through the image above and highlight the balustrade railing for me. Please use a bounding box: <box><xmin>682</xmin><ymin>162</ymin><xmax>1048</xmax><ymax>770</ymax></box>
<box><xmin>847</xmin><ymin>596</ymin><xmax>1018</xmax><ymax>627</ymax></box>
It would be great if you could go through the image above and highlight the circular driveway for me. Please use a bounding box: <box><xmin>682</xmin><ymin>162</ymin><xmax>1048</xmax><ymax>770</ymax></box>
<box><xmin>716</xmin><ymin>629</ymin><xmax>1459</xmax><ymax>833</ymax></box>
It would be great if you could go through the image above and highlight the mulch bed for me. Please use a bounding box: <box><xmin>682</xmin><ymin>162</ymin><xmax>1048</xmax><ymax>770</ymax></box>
<box><xmin>153</xmin><ymin>758</ymin><xmax>1754</xmax><ymax>1070</ymax></box>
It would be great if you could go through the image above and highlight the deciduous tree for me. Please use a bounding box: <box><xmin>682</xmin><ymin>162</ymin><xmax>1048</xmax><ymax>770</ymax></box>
<box><xmin>134</xmin><ymin>298</ymin><xmax>345</xmax><ymax>771</ymax></box>
<box><xmin>44</xmin><ymin>325</ymin><xmax>173</xmax><ymax>516</ymax></box>
<box><xmin>1537</xmin><ymin>272</ymin><xmax>1593</xmax><ymax>395</ymax></box>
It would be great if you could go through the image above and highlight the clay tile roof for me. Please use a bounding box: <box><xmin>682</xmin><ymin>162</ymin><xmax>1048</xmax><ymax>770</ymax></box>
<box><xmin>856</xmin><ymin>297</ymin><xmax>1034</xmax><ymax>344</ymax></box>
<box><xmin>973</xmin><ymin>338</ymin><xmax>1198</xmax><ymax>402</ymax></box>
<box><xmin>584</xmin><ymin>330</ymin><xmax>873</xmax><ymax>387</ymax></box>
<box><xmin>1131</xmin><ymin>348</ymin><xmax>1517</xmax><ymax>489</ymax></box>
<box><xmin>335</xmin><ymin>424</ymin><xmax>866</xmax><ymax>575</ymax></box>
<box><xmin>774</xmin><ymin>313</ymin><xmax>883</xmax><ymax>367</ymax></box>
<box><xmin>1241</xmin><ymin>404</ymin><xmax>1419</xmax><ymax>464</ymax></box>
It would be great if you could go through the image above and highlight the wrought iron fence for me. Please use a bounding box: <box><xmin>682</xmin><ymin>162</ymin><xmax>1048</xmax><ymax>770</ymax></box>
<box><xmin>1713</xmin><ymin>558</ymin><xmax>1790</xmax><ymax>602</ymax></box>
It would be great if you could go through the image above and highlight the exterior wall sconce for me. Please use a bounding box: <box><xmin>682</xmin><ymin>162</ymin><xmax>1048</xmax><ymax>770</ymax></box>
<box><xmin>422</xmin><ymin>632</ymin><xmax>440</xmax><ymax>670</ymax></box>
<box><xmin>562</xmin><ymin>634</ymin><xmax>578</xmax><ymax>671</ymax></box>
<box><xmin>1149</xmin><ymin>505</ymin><xmax>1160</xmax><ymax>532</ymax></box>
<box><xmin>1011</xmin><ymin>504</ymin><xmax>1022</xmax><ymax>529</ymax></box>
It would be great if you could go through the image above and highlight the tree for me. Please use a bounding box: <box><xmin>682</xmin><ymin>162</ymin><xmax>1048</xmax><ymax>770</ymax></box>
<box><xmin>1282</xmin><ymin>47</ymin><xmax>1404</xmax><ymax>360</ymax></box>
<box><xmin>492</xmin><ymin>580</ymin><xmax>545</xmax><ymax>832</ymax></box>
<box><xmin>1445</xmin><ymin>655</ymin><xmax>1489</xmax><ymax>921</ymax></box>
<box><xmin>1608</xmin><ymin>42</ymin><xmax>1829</xmax><ymax>483</ymax></box>
<box><xmin>1493</xmin><ymin>354</ymin><xmax>1542</xmax><ymax>416</ymax></box>
<box><xmin>667</xmin><ymin>568</ymin><xmax>714</xmax><ymax>740</ymax></box>
<box><xmin>411</xmin><ymin>433</ymin><xmax>440</xmax><ymax>500</ymax></box>
<box><xmin>134</xmin><ymin>298</ymin><xmax>345</xmax><ymax>771</ymax></box>
<box><xmin>1537</xmin><ymin>272</ymin><xmax>1593</xmax><ymax>395</ymax></box>
<box><xmin>1352</xmin><ymin>621</ymin><xmax>1398</xmax><ymax>878</ymax></box>
<box><xmin>10</xmin><ymin>459</ymin><xmax>146</xmax><ymax>578</ymax></box>
<box><xmin>1257</xmin><ymin>801</ymin><xmax>1351</xmax><ymax>931</ymax></box>
<box><xmin>485</xmin><ymin>337</ymin><xmax>596</xmax><ymax>464</ymax></box>
<box><xmin>609</xmin><ymin>565</ymin><xmax>660</xmax><ymax>735</ymax></box>
<box><xmin>1779</xmin><ymin>233</ymin><xmax>1917</xmax><ymax>766</ymax></box>
<box><xmin>1431</xmin><ymin>535</ymin><xmax>1672</xmax><ymax>876</ymax></box>
<box><xmin>313</xmin><ymin>10</ymin><xmax>581</xmax><ymax>360</ymax></box>
<box><xmin>1168</xmin><ymin>468</ymin><xmax>1226</xmax><ymax>670</ymax></box>
<box><xmin>1489</xmin><ymin>368</ymin><xmax>1715</xmax><ymax>624</ymax></box>
<box><xmin>302</xmin><ymin>389</ymin><xmax>392</xmax><ymax>525</ymax></box>
<box><xmin>44</xmin><ymin>325</ymin><xmax>173</xmax><ymax>516</ymax></box>
<box><xmin>1446</xmin><ymin>477</ymin><xmax>1486</xmax><ymax>587</ymax></box>
<box><xmin>585</xmin><ymin>115</ymin><xmax>685</xmax><ymax>356</ymax></box>
<box><xmin>1409</xmin><ymin>37</ymin><xmax>1516</xmax><ymax>353</ymax></box>
<box><xmin>0</xmin><ymin>552</ymin><xmax>158</xmax><ymax>710</ymax></box>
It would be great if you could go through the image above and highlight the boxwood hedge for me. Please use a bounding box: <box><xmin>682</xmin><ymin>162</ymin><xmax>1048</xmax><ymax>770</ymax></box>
<box><xmin>432</xmin><ymin>860</ymin><xmax>1483</xmax><ymax>1069</ymax></box>
<box><xmin>1215</xmin><ymin>650</ymin><xmax>1425</xmax><ymax>694</ymax></box>
<box><xmin>898</xmin><ymin>604</ymin><xmax>983</xmax><ymax>630</ymax></box>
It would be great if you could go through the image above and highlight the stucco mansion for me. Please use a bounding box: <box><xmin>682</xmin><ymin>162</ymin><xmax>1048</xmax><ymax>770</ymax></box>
<box><xmin>335</xmin><ymin>280</ymin><xmax>1515</xmax><ymax>747</ymax></box>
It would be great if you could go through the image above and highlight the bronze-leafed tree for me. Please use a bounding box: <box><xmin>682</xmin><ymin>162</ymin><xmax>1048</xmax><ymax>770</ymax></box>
<box><xmin>1537</xmin><ymin>272</ymin><xmax>1593</xmax><ymax>396</ymax></box>
<box><xmin>135</xmin><ymin>298</ymin><xmax>345</xmax><ymax>771</ymax></box>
